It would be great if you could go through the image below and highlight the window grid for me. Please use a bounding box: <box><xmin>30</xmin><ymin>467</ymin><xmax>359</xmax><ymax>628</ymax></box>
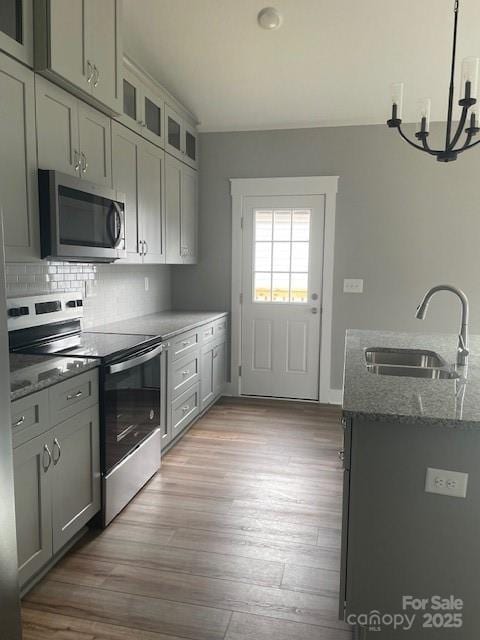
<box><xmin>253</xmin><ymin>209</ymin><xmax>310</xmax><ymax>304</ymax></box>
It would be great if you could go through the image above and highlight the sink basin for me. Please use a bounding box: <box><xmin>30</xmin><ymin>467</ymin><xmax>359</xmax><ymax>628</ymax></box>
<box><xmin>365</xmin><ymin>348</ymin><xmax>446</xmax><ymax>369</ymax></box>
<box><xmin>366</xmin><ymin>363</ymin><xmax>460</xmax><ymax>380</ymax></box>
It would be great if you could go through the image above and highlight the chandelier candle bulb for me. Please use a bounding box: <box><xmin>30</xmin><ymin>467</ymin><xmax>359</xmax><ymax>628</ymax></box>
<box><xmin>461</xmin><ymin>57</ymin><xmax>479</xmax><ymax>101</ymax></box>
<box><xmin>388</xmin><ymin>82</ymin><xmax>404</xmax><ymax>126</ymax></box>
<box><xmin>418</xmin><ymin>98</ymin><xmax>431</xmax><ymax>134</ymax></box>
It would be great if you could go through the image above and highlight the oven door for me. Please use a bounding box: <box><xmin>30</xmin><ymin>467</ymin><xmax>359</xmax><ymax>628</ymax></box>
<box><xmin>39</xmin><ymin>170</ymin><xmax>126</xmax><ymax>262</ymax></box>
<box><xmin>103</xmin><ymin>343</ymin><xmax>163</xmax><ymax>473</ymax></box>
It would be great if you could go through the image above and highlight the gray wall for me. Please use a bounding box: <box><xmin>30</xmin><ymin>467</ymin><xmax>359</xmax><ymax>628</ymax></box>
<box><xmin>172</xmin><ymin>123</ymin><xmax>480</xmax><ymax>391</ymax></box>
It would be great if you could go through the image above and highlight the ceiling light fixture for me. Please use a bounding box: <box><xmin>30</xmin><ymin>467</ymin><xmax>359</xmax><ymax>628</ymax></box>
<box><xmin>257</xmin><ymin>7</ymin><xmax>282</xmax><ymax>30</ymax></box>
<box><xmin>387</xmin><ymin>0</ymin><xmax>480</xmax><ymax>162</ymax></box>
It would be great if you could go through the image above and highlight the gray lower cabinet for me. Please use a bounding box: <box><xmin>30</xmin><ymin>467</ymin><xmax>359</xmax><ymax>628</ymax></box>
<box><xmin>13</xmin><ymin>432</ymin><xmax>53</xmax><ymax>587</ymax></box>
<box><xmin>11</xmin><ymin>369</ymin><xmax>100</xmax><ymax>589</ymax></box>
<box><xmin>165</xmin><ymin>319</ymin><xmax>228</xmax><ymax>448</ymax></box>
<box><xmin>0</xmin><ymin>52</ymin><xmax>39</xmax><ymax>262</ymax></box>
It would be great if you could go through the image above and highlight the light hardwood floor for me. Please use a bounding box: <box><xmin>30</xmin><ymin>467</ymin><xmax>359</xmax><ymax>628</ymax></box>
<box><xmin>22</xmin><ymin>397</ymin><xmax>351</xmax><ymax>640</ymax></box>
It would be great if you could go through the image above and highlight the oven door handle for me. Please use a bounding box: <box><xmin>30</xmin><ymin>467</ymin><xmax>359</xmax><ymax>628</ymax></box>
<box><xmin>106</xmin><ymin>344</ymin><xmax>163</xmax><ymax>375</ymax></box>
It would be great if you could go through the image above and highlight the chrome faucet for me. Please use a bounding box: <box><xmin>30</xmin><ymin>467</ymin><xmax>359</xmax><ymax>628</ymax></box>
<box><xmin>415</xmin><ymin>285</ymin><xmax>469</xmax><ymax>366</ymax></box>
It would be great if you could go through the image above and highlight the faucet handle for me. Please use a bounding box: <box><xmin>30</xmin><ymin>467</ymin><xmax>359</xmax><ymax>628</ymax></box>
<box><xmin>458</xmin><ymin>334</ymin><xmax>469</xmax><ymax>355</ymax></box>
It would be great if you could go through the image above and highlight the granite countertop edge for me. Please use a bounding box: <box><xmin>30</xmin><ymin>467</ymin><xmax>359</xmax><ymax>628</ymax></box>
<box><xmin>10</xmin><ymin>357</ymin><xmax>100</xmax><ymax>402</ymax></box>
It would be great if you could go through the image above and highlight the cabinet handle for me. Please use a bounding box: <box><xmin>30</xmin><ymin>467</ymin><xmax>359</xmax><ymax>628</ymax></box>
<box><xmin>182</xmin><ymin>341</ymin><xmax>190</xmax><ymax>347</ymax></box>
<box><xmin>213</xmin><ymin>349</ymin><xmax>218</xmax><ymax>359</ymax></box>
<box><xmin>182</xmin><ymin>405</ymin><xmax>190</xmax><ymax>413</ymax></box>
<box><xmin>53</xmin><ymin>438</ymin><xmax>62</xmax><ymax>465</ymax></box>
<box><xmin>86</xmin><ymin>60</ymin><xmax>93</xmax><ymax>84</ymax></box>
<box><xmin>74</xmin><ymin>150</ymin><xmax>81</xmax><ymax>172</ymax></box>
<box><xmin>338</xmin><ymin>449</ymin><xmax>345</xmax><ymax>462</ymax></box>
<box><xmin>144</xmin><ymin>240</ymin><xmax>149</xmax><ymax>256</ymax></box>
<box><xmin>182</xmin><ymin>370</ymin><xmax>190</xmax><ymax>377</ymax></box>
<box><xmin>13</xmin><ymin>415</ymin><xmax>25</xmax><ymax>427</ymax></box>
<box><xmin>93</xmin><ymin>65</ymin><xmax>99</xmax><ymax>87</ymax></box>
<box><xmin>42</xmin><ymin>444</ymin><xmax>52</xmax><ymax>471</ymax></box>
<box><xmin>66</xmin><ymin>390</ymin><xmax>83</xmax><ymax>401</ymax></box>
<box><xmin>81</xmin><ymin>153</ymin><xmax>88</xmax><ymax>174</ymax></box>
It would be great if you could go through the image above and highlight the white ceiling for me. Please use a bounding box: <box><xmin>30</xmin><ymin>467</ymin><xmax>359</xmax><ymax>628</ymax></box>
<box><xmin>123</xmin><ymin>0</ymin><xmax>480</xmax><ymax>132</ymax></box>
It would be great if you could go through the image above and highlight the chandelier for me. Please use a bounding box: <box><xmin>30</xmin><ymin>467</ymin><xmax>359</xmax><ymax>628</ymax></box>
<box><xmin>387</xmin><ymin>0</ymin><xmax>479</xmax><ymax>162</ymax></box>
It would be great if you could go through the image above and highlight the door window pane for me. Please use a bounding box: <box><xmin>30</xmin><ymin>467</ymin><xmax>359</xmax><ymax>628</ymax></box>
<box><xmin>272</xmin><ymin>242</ymin><xmax>290</xmax><ymax>272</ymax></box>
<box><xmin>292</xmin><ymin>210</ymin><xmax>311</xmax><ymax>241</ymax></box>
<box><xmin>255</xmin><ymin>242</ymin><xmax>272</xmax><ymax>271</ymax></box>
<box><xmin>291</xmin><ymin>242</ymin><xmax>309</xmax><ymax>272</ymax></box>
<box><xmin>186</xmin><ymin>131</ymin><xmax>196</xmax><ymax>160</ymax></box>
<box><xmin>145</xmin><ymin>98</ymin><xmax>161</xmax><ymax>136</ymax></box>
<box><xmin>123</xmin><ymin>80</ymin><xmax>136</xmax><ymax>120</ymax></box>
<box><xmin>255</xmin><ymin>210</ymin><xmax>273</xmax><ymax>240</ymax></box>
<box><xmin>253</xmin><ymin>207</ymin><xmax>312</xmax><ymax>304</ymax></box>
<box><xmin>168</xmin><ymin>116</ymin><xmax>181</xmax><ymax>150</ymax></box>
<box><xmin>273</xmin><ymin>210</ymin><xmax>292</xmax><ymax>240</ymax></box>
<box><xmin>254</xmin><ymin>273</ymin><xmax>271</xmax><ymax>301</ymax></box>
<box><xmin>0</xmin><ymin>0</ymin><xmax>22</xmax><ymax>44</ymax></box>
<box><xmin>290</xmin><ymin>273</ymin><xmax>308</xmax><ymax>303</ymax></box>
<box><xmin>272</xmin><ymin>273</ymin><xmax>290</xmax><ymax>302</ymax></box>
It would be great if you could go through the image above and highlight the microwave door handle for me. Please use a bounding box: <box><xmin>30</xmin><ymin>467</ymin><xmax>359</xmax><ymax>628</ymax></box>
<box><xmin>106</xmin><ymin>344</ymin><xmax>163</xmax><ymax>375</ymax></box>
<box><xmin>106</xmin><ymin>204</ymin><xmax>116</xmax><ymax>247</ymax></box>
<box><xmin>113</xmin><ymin>203</ymin><xmax>124</xmax><ymax>248</ymax></box>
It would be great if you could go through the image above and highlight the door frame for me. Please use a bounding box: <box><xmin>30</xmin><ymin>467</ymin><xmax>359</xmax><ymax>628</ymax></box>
<box><xmin>230</xmin><ymin>176</ymin><xmax>339</xmax><ymax>404</ymax></box>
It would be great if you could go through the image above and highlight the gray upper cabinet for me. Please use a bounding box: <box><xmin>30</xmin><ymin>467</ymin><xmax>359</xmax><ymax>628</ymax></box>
<box><xmin>0</xmin><ymin>0</ymin><xmax>34</xmax><ymax>66</ymax></box>
<box><xmin>13</xmin><ymin>432</ymin><xmax>53</xmax><ymax>588</ymax></box>
<box><xmin>0</xmin><ymin>53</ymin><xmax>39</xmax><ymax>262</ymax></box>
<box><xmin>112</xmin><ymin>122</ymin><xmax>165</xmax><ymax>263</ymax></box>
<box><xmin>34</xmin><ymin>0</ymin><xmax>122</xmax><ymax>115</ymax></box>
<box><xmin>138</xmin><ymin>141</ymin><xmax>165</xmax><ymax>263</ymax></box>
<box><xmin>51</xmin><ymin>406</ymin><xmax>100</xmax><ymax>553</ymax></box>
<box><xmin>165</xmin><ymin>103</ymin><xmax>199</xmax><ymax>170</ymax></box>
<box><xmin>36</xmin><ymin>76</ymin><xmax>112</xmax><ymax>187</ymax></box>
<box><xmin>118</xmin><ymin>61</ymin><xmax>165</xmax><ymax>149</ymax></box>
<box><xmin>165</xmin><ymin>153</ymin><xmax>198</xmax><ymax>264</ymax></box>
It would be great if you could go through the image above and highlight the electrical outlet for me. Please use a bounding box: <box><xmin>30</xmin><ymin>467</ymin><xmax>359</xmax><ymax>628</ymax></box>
<box><xmin>144</xmin><ymin>277</ymin><xmax>149</xmax><ymax>292</ymax></box>
<box><xmin>425</xmin><ymin>467</ymin><xmax>468</xmax><ymax>498</ymax></box>
<box><xmin>343</xmin><ymin>278</ymin><xmax>364</xmax><ymax>293</ymax></box>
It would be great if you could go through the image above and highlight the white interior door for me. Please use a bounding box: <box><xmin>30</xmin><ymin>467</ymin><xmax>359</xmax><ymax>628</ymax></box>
<box><xmin>241</xmin><ymin>195</ymin><xmax>325</xmax><ymax>400</ymax></box>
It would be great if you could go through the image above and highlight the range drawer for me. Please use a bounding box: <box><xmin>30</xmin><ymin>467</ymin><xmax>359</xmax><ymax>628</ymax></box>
<box><xmin>169</xmin><ymin>330</ymin><xmax>199</xmax><ymax>361</ymax></box>
<box><xmin>11</xmin><ymin>389</ymin><xmax>50</xmax><ymax>448</ymax></box>
<box><xmin>171</xmin><ymin>384</ymin><xmax>199</xmax><ymax>438</ymax></box>
<box><xmin>49</xmin><ymin>369</ymin><xmax>99</xmax><ymax>426</ymax></box>
<box><xmin>171</xmin><ymin>350</ymin><xmax>200</xmax><ymax>400</ymax></box>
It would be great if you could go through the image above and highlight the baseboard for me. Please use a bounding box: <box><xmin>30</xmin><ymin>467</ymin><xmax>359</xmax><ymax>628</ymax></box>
<box><xmin>328</xmin><ymin>388</ymin><xmax>343</xmax><ymax>405</ymax></box>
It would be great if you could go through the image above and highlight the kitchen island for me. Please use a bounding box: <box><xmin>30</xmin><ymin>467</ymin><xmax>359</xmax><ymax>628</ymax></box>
<box><xmin>340</xmin><ymin>329</ymin><xmax>480</xmax><ymax>639</ymax></box>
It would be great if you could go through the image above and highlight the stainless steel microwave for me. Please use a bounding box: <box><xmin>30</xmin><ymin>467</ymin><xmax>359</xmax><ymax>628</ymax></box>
<box><xmin>38</xmin><ymin>170</ymin><xmax>126</xmax><ymax>262</ymax></box>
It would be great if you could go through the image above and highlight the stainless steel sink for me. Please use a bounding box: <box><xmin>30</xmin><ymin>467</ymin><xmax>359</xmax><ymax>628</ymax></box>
<box><xmin>366</xmin><ymin>363</ymin><xmax>460</xmax><ymax>380</ymax></box>
<box><xmin>365</xmin><ymin>348</ymin><xmax>446</xmax><ymax>369</ymax></box>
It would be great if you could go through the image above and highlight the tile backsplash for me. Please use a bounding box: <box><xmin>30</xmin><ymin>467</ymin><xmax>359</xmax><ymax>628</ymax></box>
<box><xmin>6</xmin><ymin>262</ymin><xmax>172</xmax><ymax>329</ymax></box>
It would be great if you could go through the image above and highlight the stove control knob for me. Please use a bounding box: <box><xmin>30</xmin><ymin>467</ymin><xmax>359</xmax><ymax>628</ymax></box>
<box><xmin>8</xmin><ymin>308</ymin><xmax>22</xmax><ymax>317</ymax></box>
<box><xmin>76</xmin><ymin>299</ymin><xmax>83</xmax><ymax>307</ymax></box>
<box><xmin>66</xmin><ymin>300</ymin><xmax>77</xmax><ymax>308</ymax></box>
<box><xmin>20</xmin><ymin>306</ymin><xmax>29</xmax><ymax>316</ymax></box>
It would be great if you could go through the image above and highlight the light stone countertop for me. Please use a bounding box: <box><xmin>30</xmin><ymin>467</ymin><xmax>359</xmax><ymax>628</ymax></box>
<box><xmin>343</xmin><ymin>330</ymin><xmax>480</xmax><ymax>426</ymax></box>
<box><xmin>88</xmin><ymin>310</ymin><xmax>228</xmax><ymax>340</ymax></box>
<box><xmin>10</xmin><ymin>353</ymin><xmax>99</xmax><ymax>402</ymax></box>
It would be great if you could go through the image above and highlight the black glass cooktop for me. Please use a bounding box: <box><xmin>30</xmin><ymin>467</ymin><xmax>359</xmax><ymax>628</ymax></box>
<box><xmin>26</xmin><ymin>331</ymin><xmax>159</xmax><ymax>362</ymax></box>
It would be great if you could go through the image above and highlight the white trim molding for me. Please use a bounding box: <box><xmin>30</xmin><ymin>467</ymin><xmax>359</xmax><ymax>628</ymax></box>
<box><xmin>230</xmin><ymin>176</ymin><xmax>339</xmax><ymax>405</ymax></box>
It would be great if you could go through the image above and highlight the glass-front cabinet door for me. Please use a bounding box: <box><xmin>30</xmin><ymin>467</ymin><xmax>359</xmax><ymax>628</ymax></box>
<box><xmin>141</xmin><ymin>85</ymin><xmax>164</xmax><ymax>147</ymax></box>
<box><xmin>119</xmin><ymin>67</ymin><xmax>165</xmax><ymax>148</ymax></box>
<box><xmin>0</xmin><ymin>0</ymin><xmax>33</xmax><ymax>66</ymax></box>
<box><xmin>165</xmin><ymin>103</ymin><xmax>199</xmax><ymax>169</ymax></box>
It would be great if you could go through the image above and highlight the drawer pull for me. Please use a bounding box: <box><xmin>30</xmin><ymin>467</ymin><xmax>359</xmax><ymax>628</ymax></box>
<box><xmin>182</xmin><ymin>341</ymin><xmax>190</xmax><ymax>347</ymax></box>
<box><xmin>53</xmin><ymin>438</ymin><xmax>62</xmax><ymax>465</ymax></box>
<box><xmin>13</xmin><ymin>415</ymin><xmax>25</xmax><ymax>427</ymax></box>
<box><xmin>182</xmin><ymin>370</ymin><xmax>190</xmax><ymax>377</ymax></box>
<box><xmin>338</xmin><ymin>449</ymin><xmax>345</xmax><ymax>462</ymax></box>
<box><xmin>66</xmin><ymin>390</ymin><xmax>83</xmax><ymax>401</ymax></box>
<box><xmin>42</xmin><ymin>444</ymin><xmax>52</xmax><ymax>472</ymax></box>
<box><xmin>182</xmin><ymin>405</ymin><xmax>190</xmax><ymax>413</ymax></box>
<box><xmin>205</xmin><ymin>330</ymin><xmax>212</xmax><ymax>336</ymax></box>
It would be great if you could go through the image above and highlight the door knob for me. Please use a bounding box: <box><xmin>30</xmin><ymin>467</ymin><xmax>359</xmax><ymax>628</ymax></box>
<box><xmin>311</xmin><ymin>292</ymin><xmax>319</xmax><ymax>300</ymax></box>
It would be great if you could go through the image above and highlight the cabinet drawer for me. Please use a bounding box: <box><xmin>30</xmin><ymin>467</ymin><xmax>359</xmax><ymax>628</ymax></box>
<box><xmin>11</xmin><ymin>390</ymin><xmax>50</xmax><ymax>449</ymax></box>
<box><xmin>171</xmin><ymin>350</ymin><xmax>200</xmax><ymax>399</ymax></box>
<box><xmin>170</xmin><ymin>330</ymin><xmax>199</xmax><ymax>361</ymax></box>
<box><xmin>171</xmin><ymin>384</ymin><xmax>199</xmax><ymax>438</ymax></box>
<box><xmin>49</xmin><ymin>369</ymin><xmax>99</xmax><ymax>426</ymax></box>
<box><xmin>201</xmin><ymin>323</ymin><xmax>215</xmax><ymax>344</ymax></box>
<box><xmin>214</xmin><ymin>317</ymin><xmax>228</xmax><ymax>340</ymax></box>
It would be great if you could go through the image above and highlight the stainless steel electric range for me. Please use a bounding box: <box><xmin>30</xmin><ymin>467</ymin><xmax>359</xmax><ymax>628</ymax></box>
<box><xmin>7</xmin><ymin>292</ymin><xmax>164</xmax><ymax>526</ymax></box>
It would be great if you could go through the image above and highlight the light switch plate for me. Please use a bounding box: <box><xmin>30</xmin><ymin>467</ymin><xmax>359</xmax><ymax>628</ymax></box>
<box><xmin>344</xmin><ymin>278</ymin><xmax>364</xmax><ymax>293</ymax></box>
<box><xmin>144</xmin><ymin>277</ymin><xmax>149</xmax><ymax>292</ymax></box>
<box><xmin>425</xmin><ymin>467</ymin><xmax>468</xmax><ymax>498</ymax></box>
